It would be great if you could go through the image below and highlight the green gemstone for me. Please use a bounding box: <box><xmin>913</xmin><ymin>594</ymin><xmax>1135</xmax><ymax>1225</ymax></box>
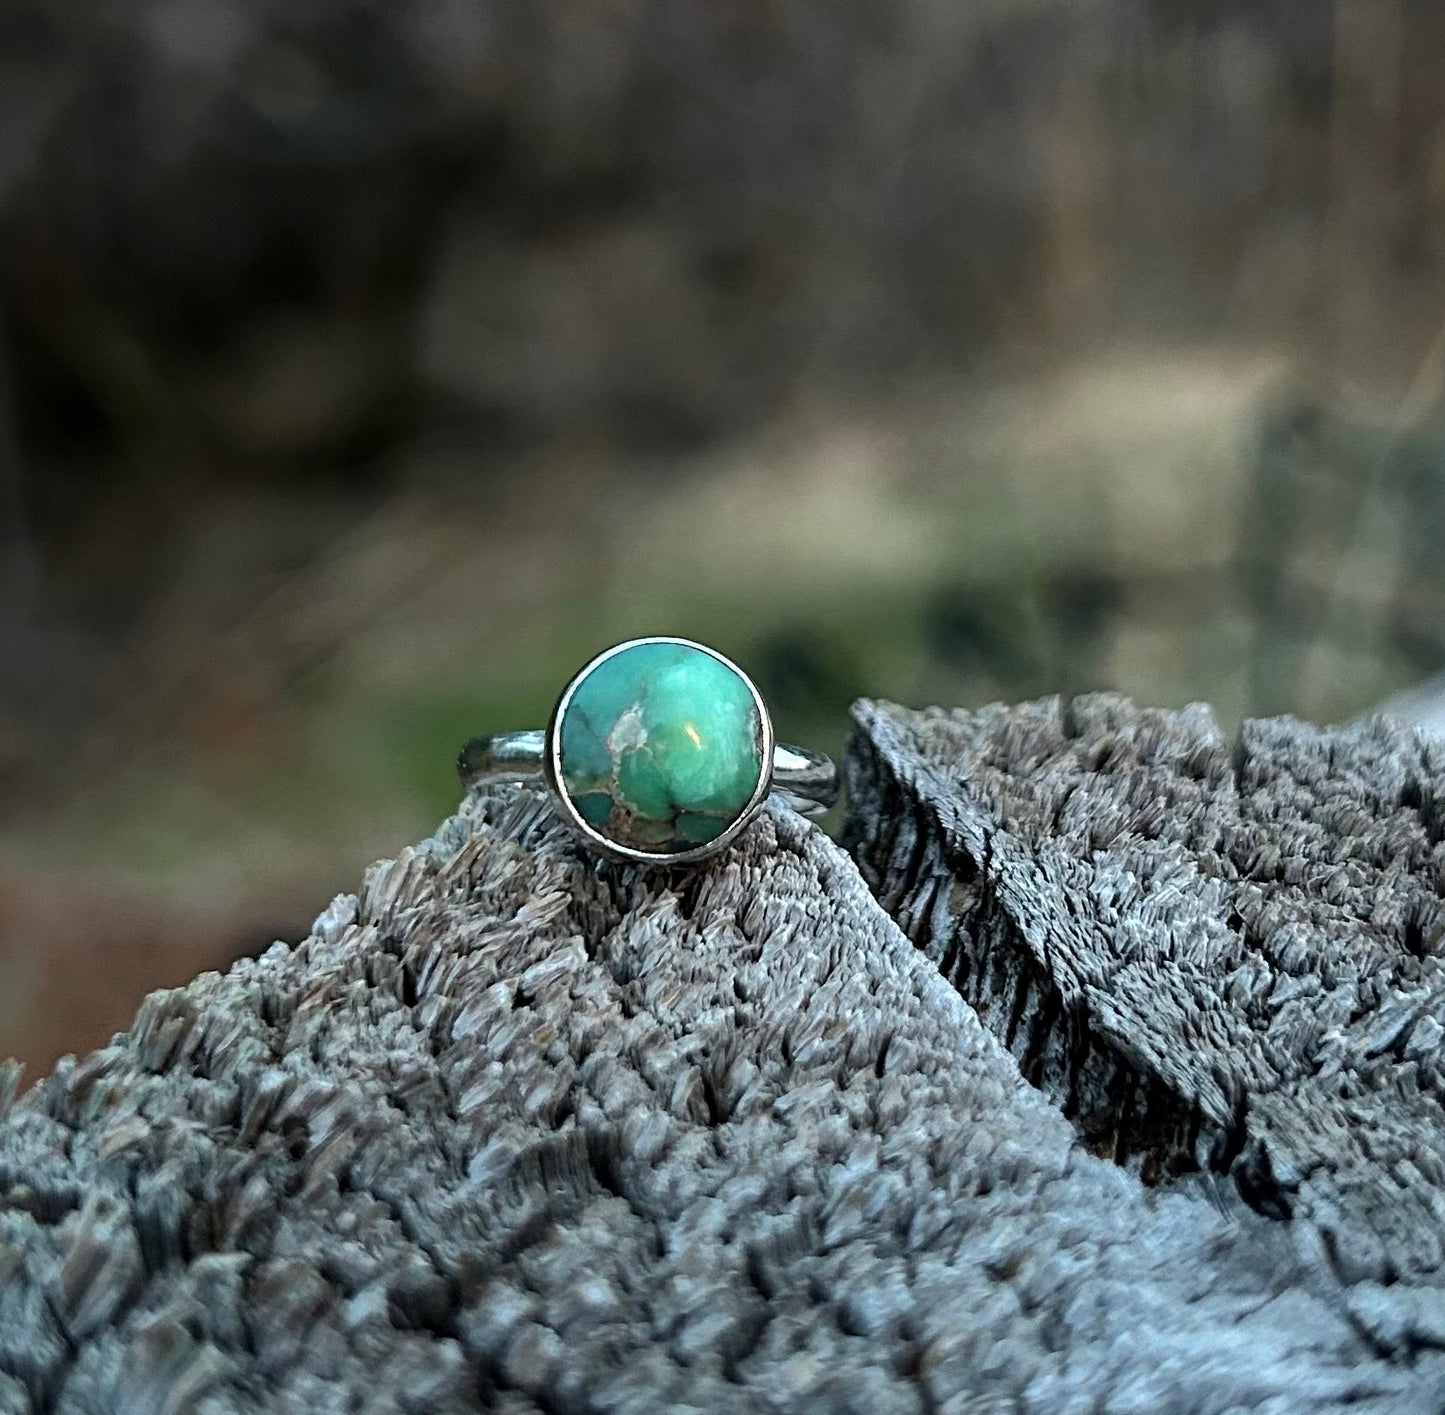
<box><xmin>557</xmin><ymin>641</ymin><xmax>765</xmax><ymax>855</ymax></box>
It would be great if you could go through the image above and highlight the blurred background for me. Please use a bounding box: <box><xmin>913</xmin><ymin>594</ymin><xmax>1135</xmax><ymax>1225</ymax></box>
<box><xmin>2</xmin><ymin>0</ymin><xmax>1445</xmax><ymax>1073</ymax></box>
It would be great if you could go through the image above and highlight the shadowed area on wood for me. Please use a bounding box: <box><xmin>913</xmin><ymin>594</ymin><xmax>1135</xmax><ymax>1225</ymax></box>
<box><xmin>1</xmin><ymin>774</ymin><xmax>1439</xmax><ymax>1410</ymax></box>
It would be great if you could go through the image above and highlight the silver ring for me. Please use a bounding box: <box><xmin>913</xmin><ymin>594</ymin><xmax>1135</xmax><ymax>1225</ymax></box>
<box><xmin>457</xmin><ymin>635</ymin><xmax>838</xmax><ymax>866</ymax></box>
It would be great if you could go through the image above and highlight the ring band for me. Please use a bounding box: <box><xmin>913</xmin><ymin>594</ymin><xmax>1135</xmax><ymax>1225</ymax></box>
<box><xmin>457</xmin><ymin>636</ymin><xmax>839</xmax><ymax>866</ymax></box>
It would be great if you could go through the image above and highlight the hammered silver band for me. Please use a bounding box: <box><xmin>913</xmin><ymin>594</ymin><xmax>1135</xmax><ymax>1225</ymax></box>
<box><xmin>458</xmin><ymin>732</ymin><xmax>839</xmax><ymax>818</ymax></box>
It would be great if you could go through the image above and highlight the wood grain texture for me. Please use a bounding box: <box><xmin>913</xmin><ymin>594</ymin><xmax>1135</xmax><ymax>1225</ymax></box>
<box><xmin>0</xmin><ymin>768</ymin><xmax>1439</xmax><ymax>1411</ymax></box>
<box><xmin>845</xmin><ymin>695</ymin><xmax>1445</xmax><ymax>1317</ymax></box>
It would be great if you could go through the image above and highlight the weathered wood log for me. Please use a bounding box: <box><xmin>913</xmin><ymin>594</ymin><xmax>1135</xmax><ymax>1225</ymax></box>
<box><xmin>0</xmin><ymin>723</ymin><xmax>1441</xmax><ymax>1412</ymax></box>
<box><xmin>845</xmin><ymin>695</ymin><xmax>1445</xmax><ymax>1309</ymax></box>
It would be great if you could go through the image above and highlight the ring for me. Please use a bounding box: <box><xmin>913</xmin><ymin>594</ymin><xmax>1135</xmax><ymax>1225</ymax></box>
<box><xmin>457</xmin><ymin>636</ymin><xmax>839</xmax><ymax>865</ymax></box>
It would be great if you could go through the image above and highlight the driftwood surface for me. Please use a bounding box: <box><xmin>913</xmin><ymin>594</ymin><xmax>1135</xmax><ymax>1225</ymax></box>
<box><xmin>0</xmin><ymin>702</ymin><xmax>1441</xmax><ymax>1411</ymax></box>
<box><xmin>846</xmin><ymin>697</ymin><xmax>1445</xmax><ymax>1319</ymax></box>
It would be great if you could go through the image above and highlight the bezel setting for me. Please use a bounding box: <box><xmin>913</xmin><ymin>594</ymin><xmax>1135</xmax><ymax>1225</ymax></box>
<box><xmin>542</xmin><ymin>636</ymin><xmax>776</xmax><ymax>866</ymax></box>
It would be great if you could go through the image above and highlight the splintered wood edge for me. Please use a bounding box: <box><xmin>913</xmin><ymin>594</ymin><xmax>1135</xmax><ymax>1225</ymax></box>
<box><xmin>846</xmin><ymin>693</ymin><xmax>1445</xmax><ymax>1292</ymax></box>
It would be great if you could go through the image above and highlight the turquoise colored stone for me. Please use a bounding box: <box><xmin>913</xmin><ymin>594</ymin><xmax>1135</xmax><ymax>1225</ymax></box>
<box><xmin>558</xmin><ymin>641</ymin><xmax>764</xmax><ymax>854</ymax></box>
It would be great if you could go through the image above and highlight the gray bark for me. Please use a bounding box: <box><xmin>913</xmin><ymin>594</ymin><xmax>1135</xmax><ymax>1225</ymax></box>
<box><xmin>0</xmin><ymin>709</ymin><xmax>1442</xmax><ymax>1412</ymax></box>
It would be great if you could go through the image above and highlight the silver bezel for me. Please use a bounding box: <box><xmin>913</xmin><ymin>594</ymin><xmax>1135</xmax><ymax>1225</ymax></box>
<box><xmin>542</xmin><ymin>635</ymin><xmax>776</xmax><ymax>867</ymax></box>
